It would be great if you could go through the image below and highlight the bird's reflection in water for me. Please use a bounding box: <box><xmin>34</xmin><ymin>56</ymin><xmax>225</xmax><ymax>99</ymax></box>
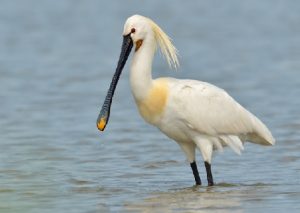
<box><xmin>125</xmin><ymin>183</ymin><xmax>273</xmax><ymax>213</ymax></box>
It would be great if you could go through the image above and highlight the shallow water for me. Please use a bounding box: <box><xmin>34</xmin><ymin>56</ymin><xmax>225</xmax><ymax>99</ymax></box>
<box><xmin>1</xmin><ymin>0</ymin><xmax>300</xmax><ymax>212</ymax></box>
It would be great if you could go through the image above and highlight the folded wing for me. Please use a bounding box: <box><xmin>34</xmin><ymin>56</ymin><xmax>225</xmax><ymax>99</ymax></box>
<box><xmin>167</xmin><ymin>78</ymin><xmax>275</xmax><ymax>146</ymax></box>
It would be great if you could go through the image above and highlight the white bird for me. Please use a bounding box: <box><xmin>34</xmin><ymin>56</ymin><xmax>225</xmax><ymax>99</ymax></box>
<box><xmin>97</xmin><ymin>15</ymin><xmax>275</xmax><ymax>186</ymax></box>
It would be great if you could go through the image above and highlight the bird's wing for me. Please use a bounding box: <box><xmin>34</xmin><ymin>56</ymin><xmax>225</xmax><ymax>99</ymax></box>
<box><xmin>166</xmin><ymin>78</ymin><xmax>274</xmax><ymax>145</ymax></box>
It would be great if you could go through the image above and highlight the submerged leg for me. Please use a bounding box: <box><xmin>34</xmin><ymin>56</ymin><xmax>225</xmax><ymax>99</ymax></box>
<box><xmin>204</xmin><ymin>161</ymin><xmax>214</xmax><ymax>186</ymax></box>
<box><xmin>194</xmin><ymin>137</ymin><xmax>214</xmax><ymax>186</ymax></box>
<box><xmin>178</xmin><ymin>142</ymin><xmax>200</xmax><ymax>185</ymax></box>
<box><xmin>190</xmin><ymin>161</ymin><xmax>201</xmax><ymax>185</ymax></box>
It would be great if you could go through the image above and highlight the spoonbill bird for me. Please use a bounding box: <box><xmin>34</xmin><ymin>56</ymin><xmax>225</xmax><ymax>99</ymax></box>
<box><xmin>97</xmin><ymin>15</ymin><xmax>275</xmax><ymax>186</ymax></box>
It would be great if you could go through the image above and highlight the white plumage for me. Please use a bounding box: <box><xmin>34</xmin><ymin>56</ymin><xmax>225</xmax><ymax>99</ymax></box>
<box><xmin>98</xmin><ymin>14</ymin><xmax>275</xmax><ymax>185</ymax></box>
<box><xmin>156</xmin><ymin>78</ymin><xmax>274</xmax><ymax>163</ymax></box>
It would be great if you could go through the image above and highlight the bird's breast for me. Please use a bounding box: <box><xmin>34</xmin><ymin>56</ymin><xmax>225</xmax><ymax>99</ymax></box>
<box><xmin>135</xmin><ymin>79</ymin><xmax>169</xmax><ymax>125</ymax></box>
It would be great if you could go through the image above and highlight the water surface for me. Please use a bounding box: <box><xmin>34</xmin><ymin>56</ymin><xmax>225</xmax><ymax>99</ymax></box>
<box><xmin>1</xmin><ymin>0</ymin><xmax>300</xmax><ymax>212</ymax></box>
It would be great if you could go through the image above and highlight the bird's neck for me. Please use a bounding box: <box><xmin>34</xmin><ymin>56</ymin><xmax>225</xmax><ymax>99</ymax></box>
<box><xmin>130</xmin><ymin>38</ymin><xmax>156</xmax><ymax>101</ymax></box>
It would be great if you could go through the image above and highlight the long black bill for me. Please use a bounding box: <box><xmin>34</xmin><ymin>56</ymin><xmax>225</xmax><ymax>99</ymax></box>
<box><xmin>97</xmin><ymin>34</ymin><xmax>133</xmax><ymax>131</ymax></box>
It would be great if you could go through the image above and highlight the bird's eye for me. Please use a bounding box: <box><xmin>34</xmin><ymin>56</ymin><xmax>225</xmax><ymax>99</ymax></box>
<box><xmin>131</xmin><ymin>28</ymin><xmax>136</xmax><ymax>34</ymax></box>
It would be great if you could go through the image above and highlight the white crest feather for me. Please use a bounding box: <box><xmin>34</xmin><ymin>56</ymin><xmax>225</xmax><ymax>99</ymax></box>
<box><xmin>147</xmin><ymin>18</ymin><xmax>179</xmax><ymax>70</ymax></box>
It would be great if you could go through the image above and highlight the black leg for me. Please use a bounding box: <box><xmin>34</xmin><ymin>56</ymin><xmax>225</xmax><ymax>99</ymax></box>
<box><xmin>190</xmin><ymin>161</ymin><xmax>201</xmax><ymax>185</ymax></box>
<box><xmin>204</xmin><ymin>161</ymin><xmax>214</xmax><ymax>186</ymax></box>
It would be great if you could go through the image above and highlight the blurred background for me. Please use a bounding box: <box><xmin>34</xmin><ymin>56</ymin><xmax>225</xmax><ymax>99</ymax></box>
<box><xmin>0</xmin><ymin>0</ymin><xmax>300</xmax><ymax>212</ymax></box>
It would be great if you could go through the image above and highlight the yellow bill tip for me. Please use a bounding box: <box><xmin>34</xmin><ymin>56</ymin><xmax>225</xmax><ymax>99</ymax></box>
<box><xmin>97</xmin><ymin>117</ymin><xmax>106</xmax><ymax>131</ymax></box>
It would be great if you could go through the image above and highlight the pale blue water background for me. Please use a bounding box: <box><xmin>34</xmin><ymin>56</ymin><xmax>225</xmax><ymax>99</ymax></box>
<box><xmin>0</xmin><ymin>0</ymin><xmax>300</xmax><ymax>212</ymax></box>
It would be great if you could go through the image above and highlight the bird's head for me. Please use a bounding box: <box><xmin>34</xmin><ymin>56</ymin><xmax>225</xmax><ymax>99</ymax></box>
<box><xmin>123</xmin><ymin>14</ymin><xmax>179</xmax><ymax>67</ymax></box>
<box><xmin>96</xmin><ymin>15</ymin><xmax>179</xmax><ymax>131</ymax></box>
<box><xmin>122</xmin><ymin>15</ymin><xmax>154</xmax><ymax>52</ymax></box>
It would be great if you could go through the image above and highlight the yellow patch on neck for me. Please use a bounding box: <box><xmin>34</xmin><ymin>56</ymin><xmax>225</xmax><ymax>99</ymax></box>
<box><xmin>136</xmin><ymin>79</ymin><xmax>169</xmax><ymax>124</ymax></box>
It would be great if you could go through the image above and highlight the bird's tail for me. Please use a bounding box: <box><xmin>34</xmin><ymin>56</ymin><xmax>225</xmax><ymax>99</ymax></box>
<box><xmin>247</xmin><ymin>116</ymin><xmax>275</xmax><ymax>146</ymax></box>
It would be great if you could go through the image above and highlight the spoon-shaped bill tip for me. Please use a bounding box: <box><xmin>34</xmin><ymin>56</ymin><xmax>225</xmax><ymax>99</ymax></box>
<box><xmin>97</xmin><ymin>117</ymin><xmax>107</xmax><ymax>131</ymax></box>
